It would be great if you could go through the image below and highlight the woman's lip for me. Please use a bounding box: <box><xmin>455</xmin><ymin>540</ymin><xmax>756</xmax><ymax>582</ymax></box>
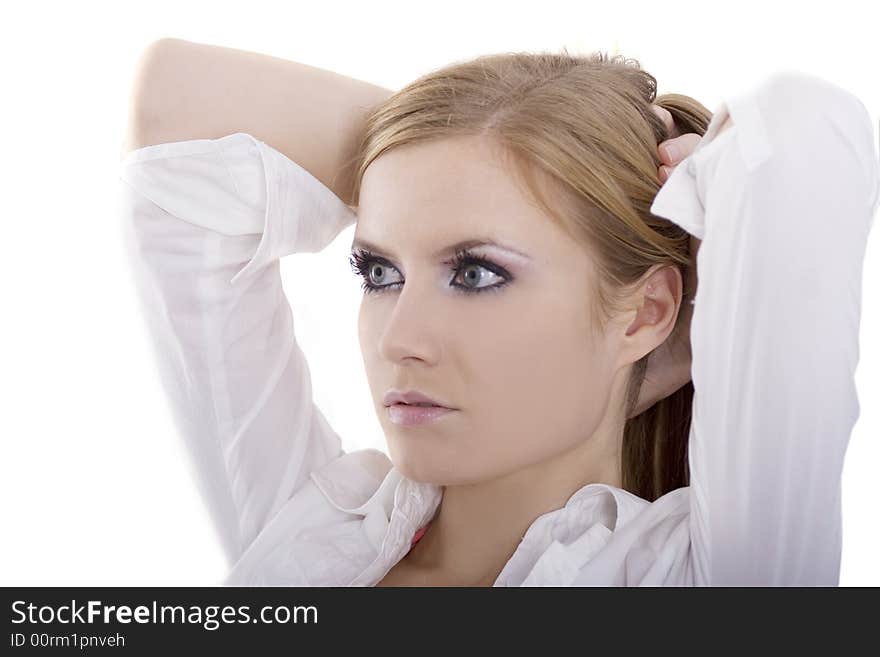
<box><xmin>387</xmin><ymin>404</ymin><xmax>456</xmax><ymax>426</ymax></box>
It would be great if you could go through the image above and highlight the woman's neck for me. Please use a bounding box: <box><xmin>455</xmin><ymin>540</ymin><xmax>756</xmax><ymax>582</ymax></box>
<box><xmin>401</xmin><ymin>437</ymin><xmax>622</xmax><ymax>585</ymax></box>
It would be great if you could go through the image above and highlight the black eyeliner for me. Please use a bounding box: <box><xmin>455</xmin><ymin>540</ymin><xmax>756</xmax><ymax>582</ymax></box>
<box><xmin>348</xmin><ymin>247</ymin><xmax>512</xmax><ymax>296</ymax></box>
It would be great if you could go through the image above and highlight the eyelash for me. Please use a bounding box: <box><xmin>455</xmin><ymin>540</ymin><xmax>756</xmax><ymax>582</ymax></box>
<box><xmin>348</xmin><ymin>247</ymin><xmax>512</xmax><ymax>296</ymax></box>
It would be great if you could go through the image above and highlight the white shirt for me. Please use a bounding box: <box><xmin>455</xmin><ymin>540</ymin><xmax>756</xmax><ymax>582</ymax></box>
<box><xmin>118</xmin><ymin>70</ymin><xmax>879</xmax><ymax>586</ymax></box>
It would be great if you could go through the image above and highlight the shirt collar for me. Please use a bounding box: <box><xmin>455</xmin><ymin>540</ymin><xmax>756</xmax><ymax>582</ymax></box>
<box><xmin>310</xmin><ymin>449</ymin><xmax>659</xmax><ymax>585</ymax></box>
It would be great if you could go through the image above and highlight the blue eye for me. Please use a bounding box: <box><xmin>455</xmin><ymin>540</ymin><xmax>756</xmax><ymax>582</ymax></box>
<box><xmin>348</xmin><ymin>248</ymin><xmax>511</xmax><ymax>296</ymax></box>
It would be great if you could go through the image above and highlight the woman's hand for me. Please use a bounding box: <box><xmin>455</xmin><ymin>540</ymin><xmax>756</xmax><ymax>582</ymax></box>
<box><xmin>627</xmin><ymin>105</ymin><xmax>704</xmax><ymax>419</ymax></box>
<box><xmin>651</xmin><ymin>105</ymin><xmax>705</xmax><ymax>183</ymax></box>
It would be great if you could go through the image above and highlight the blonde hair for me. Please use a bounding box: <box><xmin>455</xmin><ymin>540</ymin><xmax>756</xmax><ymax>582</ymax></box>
<box><xmin>344</xmin><ymin>49</ymin><xmax>712</xmax><ymax>501</ymax></box>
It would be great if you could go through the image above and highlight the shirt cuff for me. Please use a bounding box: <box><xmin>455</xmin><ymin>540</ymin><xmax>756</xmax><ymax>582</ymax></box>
<box><xmin>230</xmin><ymin>138</ymin><xmax>358</xmax><ymax>285</ymax></box>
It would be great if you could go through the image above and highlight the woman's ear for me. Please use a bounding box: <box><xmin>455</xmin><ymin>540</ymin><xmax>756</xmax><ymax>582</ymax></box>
<box><xmin>619</xmin><ymin>265</ymin><xmax>683</xmax><ymax>363</ymax></box>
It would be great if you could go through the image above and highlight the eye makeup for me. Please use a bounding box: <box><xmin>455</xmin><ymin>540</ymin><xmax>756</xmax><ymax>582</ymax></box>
<box><xmin>348</xmin><ymin>246</ymin><xmax>513</xmax><ymax>296</ymax></box>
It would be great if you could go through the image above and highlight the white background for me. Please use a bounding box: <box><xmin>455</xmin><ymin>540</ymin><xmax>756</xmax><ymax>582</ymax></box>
<box><xmin>1</xmin><ymin>0</ymin><xmax>877</xmax><ymax>586</ymax></box>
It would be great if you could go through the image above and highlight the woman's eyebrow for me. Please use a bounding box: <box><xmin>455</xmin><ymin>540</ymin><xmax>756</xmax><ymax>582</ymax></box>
<box><xmin>349</xmin><ymin>237</ymin><xmax>532</xmax><ymax>261</ymax></box>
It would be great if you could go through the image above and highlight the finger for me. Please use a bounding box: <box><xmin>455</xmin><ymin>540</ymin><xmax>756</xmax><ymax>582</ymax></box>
<box><xmin>651</xmin><ymin>104</ymin><xmax>674</xmax><ymax>135</ymax></box>
<box><xmin>658</xmin><ymin>133</ymin><xmax>703</xmax><ymax>166</ymax></box>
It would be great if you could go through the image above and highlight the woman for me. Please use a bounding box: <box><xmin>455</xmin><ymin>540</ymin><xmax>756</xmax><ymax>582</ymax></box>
<box><xmin>119</xmin><ymin>41</ymin><xmax>878</xmax><ymax>586</ymax></box>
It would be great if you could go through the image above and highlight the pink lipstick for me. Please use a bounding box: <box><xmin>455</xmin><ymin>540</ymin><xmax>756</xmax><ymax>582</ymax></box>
<box><xmin>387</xmin><ymin>404</ymin><xmax>456</xmax><ymax>426</ymax></box>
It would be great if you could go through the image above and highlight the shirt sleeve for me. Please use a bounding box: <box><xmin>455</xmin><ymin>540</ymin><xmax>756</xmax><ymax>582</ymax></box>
<box><xmin>118</xmin><ymin>132</ymin><xmax>357</xmax><ymax>566</ymax></box>
<box><xmin>649</xmin><ymin>71</ymin><xmax>879</xmax><ymax>585</ymax></box>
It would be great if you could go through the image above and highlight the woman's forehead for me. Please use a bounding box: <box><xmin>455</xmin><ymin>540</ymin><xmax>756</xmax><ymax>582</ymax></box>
<box><xmin>359</xmin><ymin>136</ymin><xmax>522</xmax><ymax>211</ymax></box>
<box><xmin>357</xmin><ymin>141</ymin><xmax>552</xmax><ymax>243</ymax></box>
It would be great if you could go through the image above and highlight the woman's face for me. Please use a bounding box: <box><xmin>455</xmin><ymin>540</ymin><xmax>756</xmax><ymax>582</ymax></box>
<box><xmin>352</xmin><ymin>135</ymin><xmax>627</xmax><ymax>486</ymax></box>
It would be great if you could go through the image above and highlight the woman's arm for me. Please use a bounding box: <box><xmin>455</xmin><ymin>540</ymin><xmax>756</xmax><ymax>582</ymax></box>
<box><xmin>126</xmin><ymin>38</ymin><xmax>394</xmax><ymax>205</ymax></box>
<box><xmin>120</xmin><ymin>133</ymin><xmax>359</xmax><ymax>568</ymax></box>
<box><xmin>651</xmin><ymin>71</ymin><xmax>877</xmax><ymax>585</ymax></box>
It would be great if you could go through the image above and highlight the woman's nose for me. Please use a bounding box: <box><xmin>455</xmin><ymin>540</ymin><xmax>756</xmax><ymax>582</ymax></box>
<box><xmin>376</xmin><ymin>285</ymin><xmax>444</xmax><ymax>365</ymax></box>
